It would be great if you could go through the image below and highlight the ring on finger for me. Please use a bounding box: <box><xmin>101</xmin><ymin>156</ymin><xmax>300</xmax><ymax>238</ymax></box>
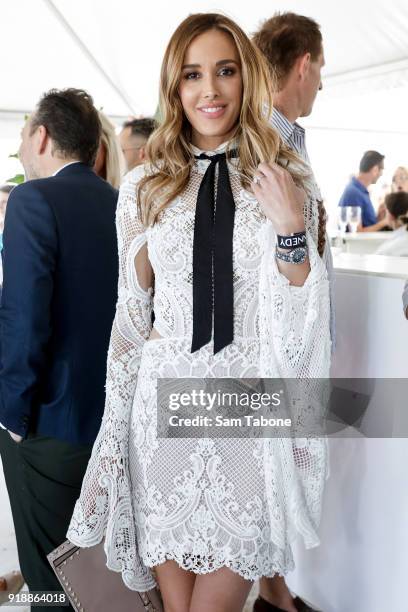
<box><xmin>253</xmin><ymin>175</ymin><xmax>262</xmax><ymax>186</ymax></box>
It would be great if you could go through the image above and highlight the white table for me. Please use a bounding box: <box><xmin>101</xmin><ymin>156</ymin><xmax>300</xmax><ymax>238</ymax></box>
<box><xmin>330</xmin><ymin>231</ymin><xmax>393</xmax><ymax>254</ymax></box>
<box><xmin>333</xmin><ymin>251</ymin><xmax>408</xmax><ymax>278</ymax></box>
<box><xmin>287</xmin><ymin>254</ymin><xmax>408</xmax><ymax>612</ymax></box>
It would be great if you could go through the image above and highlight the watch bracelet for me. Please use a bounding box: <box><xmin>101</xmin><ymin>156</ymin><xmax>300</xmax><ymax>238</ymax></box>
<box><xmin>276</xmin><ymin>231</ymin><xmax>307</xmax><ymax>250</ymax></box>
<box><xmin>275</xmin><ymin>245</ymin><xmax>308</xmax><ymax>264</ymax></box>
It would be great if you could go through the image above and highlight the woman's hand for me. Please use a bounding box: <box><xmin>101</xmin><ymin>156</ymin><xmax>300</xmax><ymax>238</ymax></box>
<box><xmin>252</xmin><ymin>162</ymin><xmax>306</xmax><ymax>235</ymax></box>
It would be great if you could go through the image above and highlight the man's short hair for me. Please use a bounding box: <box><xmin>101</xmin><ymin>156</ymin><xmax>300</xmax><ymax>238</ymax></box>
<box><xmin>385</xmin><ymin>192</ymin><xmax>408</xmax><ymax>218</ymax></box>
<box><xmin>122</xmin><ymin>118</ymin><xmax>156</xmax><ymax>140</ymax></box>
<box><xmin>30</xmin><ymin>88</ymin><xmax>101</xmax><ymax>167</ymax></box>
<box><xmin>0</xmin><ymin>184</ymin><xmax>15</xmax><ymax>195</ymax></box>
<box><xmin>359</xmin><ymin>151</ymin><xmax>385</xmax><ymax>173</ymax></box>
<box><xmin>253</xmin><ymin>12</ymin><xmax>322</xmax><ymax>88</ymax></box>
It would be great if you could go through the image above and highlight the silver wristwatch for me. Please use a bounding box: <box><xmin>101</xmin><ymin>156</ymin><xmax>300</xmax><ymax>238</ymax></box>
<box><xmin>275</xmin><ymin>245</ymin><xmax>308</xmax><ymax>264</ymax></box>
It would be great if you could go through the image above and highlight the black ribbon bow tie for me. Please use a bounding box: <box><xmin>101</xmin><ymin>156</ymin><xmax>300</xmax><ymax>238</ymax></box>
<box><xmin>191</xmin><ymin>150</ymin><xmax>237</xmax><ymax>354</ymax></box>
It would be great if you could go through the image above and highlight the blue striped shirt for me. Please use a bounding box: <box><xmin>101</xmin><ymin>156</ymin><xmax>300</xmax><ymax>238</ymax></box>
<box><xmin>271</xmin><ymin>108</ymin><xmax>310</xmax><ymax>162</ymax></box>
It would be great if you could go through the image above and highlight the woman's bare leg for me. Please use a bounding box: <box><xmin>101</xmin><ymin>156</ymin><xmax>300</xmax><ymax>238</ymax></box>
<box><xmin>154</xmin><ymin>560</ymin><xmax>196</xmax><ymax>612</ymax></box>
<box><xmin>190</xmin><ymin>566</ymin><xmax>253</xmax><ymax>612</ymax></box>
<box><xmin>259</xmin><ymin>576</ymin><xmax>297</xmax><ymax>612</ymax></box>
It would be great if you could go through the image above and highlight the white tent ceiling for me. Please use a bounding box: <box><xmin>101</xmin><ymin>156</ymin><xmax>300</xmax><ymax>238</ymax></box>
<box><xmin>1</xmin><ymin>0</ymin><xmax>408</xmax><ymax>119</ymax></box>
<box><xmin>1</xmin><ymin>0</ymin><xmax>408</xmax><ymax>214</ymax></box>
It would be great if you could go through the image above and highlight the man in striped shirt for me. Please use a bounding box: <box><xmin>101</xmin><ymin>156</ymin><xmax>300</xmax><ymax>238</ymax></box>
<box><xmin>253</xmin><ymin>12</ymin><xmax>333</xmax><ymax>612</ymax></box>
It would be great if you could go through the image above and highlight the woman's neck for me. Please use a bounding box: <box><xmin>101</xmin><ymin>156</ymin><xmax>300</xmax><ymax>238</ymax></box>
<box><xmin>191</xmin><ymin>128</ymin><xmax>237</xmax><ymax>152</ymax></box>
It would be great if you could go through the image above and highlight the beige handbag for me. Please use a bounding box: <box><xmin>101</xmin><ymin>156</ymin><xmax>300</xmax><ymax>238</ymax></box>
<box><xmin>47</xmin><ymin>540</ymin><xmax>163</xmax><ymax>612</ymax></box>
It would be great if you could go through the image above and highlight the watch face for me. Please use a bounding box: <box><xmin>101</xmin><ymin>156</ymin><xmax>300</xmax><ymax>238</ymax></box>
<box><xmin>275</xmin><ymin>245</ymin><xmax>307</xmax><ymax>264</ymax></box>
<box><xmin>292</xmin><ymin>247</ymin><xmax>306</xmax><ymax>263</ymax></box>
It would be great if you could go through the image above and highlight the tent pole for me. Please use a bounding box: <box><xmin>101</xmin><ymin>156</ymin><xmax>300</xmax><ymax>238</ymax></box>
<box><xmin>42</xmin><ymin>0</ymin><xmax>137</xmax><ymax>115</ymax></box>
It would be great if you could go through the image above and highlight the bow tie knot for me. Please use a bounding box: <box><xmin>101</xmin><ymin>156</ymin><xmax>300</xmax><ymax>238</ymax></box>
<box><xmin>196</xmin><ymin>152</ymin><xmax>227</xmax><ymax>164</ymax></box>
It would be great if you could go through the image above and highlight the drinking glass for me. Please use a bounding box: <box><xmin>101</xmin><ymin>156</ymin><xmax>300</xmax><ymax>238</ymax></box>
<box><xmin>347</xmin><ymin>206</ymin><xmax>361</xmax><ymax>233</ymax></box>
<box><xmin>337</xmin><ymin>207</ymin><xmax>348</xmax><ymax>234</ymax></box>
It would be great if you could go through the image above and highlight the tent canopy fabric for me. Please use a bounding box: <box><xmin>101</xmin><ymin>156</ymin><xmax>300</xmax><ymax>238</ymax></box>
<box><xmin>2</xmin><ymin>0</ymin><xmax>408</xmax><ymax>119</ymax></box>
<box><xmin>2</xmin><ymin>0</ymin><xmax>407</xmax><ymax>212</ymax></box>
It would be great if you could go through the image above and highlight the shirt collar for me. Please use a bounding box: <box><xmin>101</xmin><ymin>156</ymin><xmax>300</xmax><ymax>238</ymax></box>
<box><xmin>351</xmin><ymin>176</ymin><xmax>369</xmax><ymax>194</ymax></box>
<box><xmin>271</xmin><ymin>108</ymin><xmax>305</xmax><ymax>144</ymax></box>
<box><xmin>52</xmin><ymin>161</ymin><xmax>82</xmax><ymax>177</ymax></box>
<box><xmin>190</xmin><ymin>139</ymin><xmax>238</xmax><ymax>157</ymax></box>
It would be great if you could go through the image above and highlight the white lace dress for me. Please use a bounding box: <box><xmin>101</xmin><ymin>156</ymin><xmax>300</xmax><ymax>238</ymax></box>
<box><xmin>67</xmin><ymin>142</ymin><xmax>331</xmax><ymax>591</ymax></box>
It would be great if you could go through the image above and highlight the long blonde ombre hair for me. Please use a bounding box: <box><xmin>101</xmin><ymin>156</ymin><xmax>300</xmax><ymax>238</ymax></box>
<box><xmin>137</xmin><ymin>13</ymin><xmax>302</xmax><ymax>227</ymax></box>
<box><xmin>97</xmin><ymin>111</ymin><xmax>125</xmax><ymax>189</ymax></box>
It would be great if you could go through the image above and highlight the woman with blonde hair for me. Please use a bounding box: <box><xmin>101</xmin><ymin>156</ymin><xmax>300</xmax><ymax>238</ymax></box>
<box><xmin>94</xmin><ymin>111</ymin><xmax>125</xmax><ymax>188</ymax></box>
<box><xmin>392</xmin><ymin>166</ymin><xmax>408</xmax><ymax>193</ymax></box>
<box><xmin>68</xmin><ymin>13</ymin><xmax>330</xmax><ymax>612</ymax></box>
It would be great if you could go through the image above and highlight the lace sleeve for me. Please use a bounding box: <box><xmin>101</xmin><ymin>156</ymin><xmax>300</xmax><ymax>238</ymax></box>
<box><xmin>258</xmin><ymin>223</ymin><xmax>331</xmax><ymax>547</ymax></box>
<box><xmin>259</xmin><ymin>221</ymin><xmax>331</xmax><ymax>379</ymax></box>
<box><xmin>67</xmin><ymin>168</ymin><xmax>156</xmax><ymax>591</ymax></box>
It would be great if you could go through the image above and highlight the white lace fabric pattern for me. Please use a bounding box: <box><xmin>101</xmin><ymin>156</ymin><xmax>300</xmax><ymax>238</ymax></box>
<box><xmin>67</xmin><ymin>143</ymin><xmax>331</xmax><ymax>591</ymax></box>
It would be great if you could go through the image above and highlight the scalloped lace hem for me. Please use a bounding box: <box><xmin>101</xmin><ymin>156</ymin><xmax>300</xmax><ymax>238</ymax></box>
<box><xmin>67</xmin><ymin>531</ymin><xmax>157</xmax><ymax>592</ymax></box>
<box><xmin>140</xmin><ymin>549</ymin><xmax>295</xmax><ymax>582</ymax></box>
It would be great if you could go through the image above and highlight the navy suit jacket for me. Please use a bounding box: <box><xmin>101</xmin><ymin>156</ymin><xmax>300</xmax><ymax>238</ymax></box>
<box><xmin>0</xmin><ymin>163</ymin><xmax>119</xmax><ymax>445</ymax></box>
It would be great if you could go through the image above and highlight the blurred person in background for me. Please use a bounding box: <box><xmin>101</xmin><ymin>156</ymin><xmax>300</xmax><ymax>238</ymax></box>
<box><xmin>391</xmin><ymin>172</ymin><xmax>408</xmax><ymax>319</ymax></box>
<box><xmin>0</xmin><ymin>185</ymin><xmax>15</xmax><ymax>287</ymax></box>
<box><xmin>0</xmin><ymin>88</ymin><xmax>118</xmax><ymax>611</ymax></box>
<box><xmin>0</xmin><ymin>185</ymin><xmax>14</xmax><ymax>250</ymax></box>
<box><xmin>391</xmin><ymin>166</ymin><xmax>408</xmax><ymax>193</ymax></box>
<box><xmin>93</xmin><ymin>111</ymin><xmax>125</xmax><ymax>189</ymax></box>
<box><xmin>338</xmin><ymin>150</ymin><xmax>388</xmax><ymax>231</ymax></box>
<box><xmin>0</xmin><ymin>163</ymin><xmax>24</xmax><ymax>601</ymax></box>
<box><xmin>119</xmin><ymin>117</ymin><xmax>155</xmax><ymax>171</ymax></box>
<box><xmin>375</xmin><ymin>192</ymin><xmax>408</xmax><ymax>256</ymax></box>
<box><xmin>376</xmin><ymin>183</ymin><xmax>393</xmax><ymax>230</ymax></box>
<box><xmin>0</xmin><ymin>571</ymin><xmax>24</xmax><ymax>605</ymax></box>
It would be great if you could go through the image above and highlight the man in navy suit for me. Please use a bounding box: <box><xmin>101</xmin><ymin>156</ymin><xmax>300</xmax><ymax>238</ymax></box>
<box><xmin>0</xmin><ymin>88</ymin><xmax>119</xmax><ymax>609</ymax></box>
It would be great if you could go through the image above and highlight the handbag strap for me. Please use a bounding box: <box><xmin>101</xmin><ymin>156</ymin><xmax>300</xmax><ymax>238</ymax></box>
<box><xmin>137</xmin><ymin>590</ymin><xmax>161</xmax><ymax>611</ymax></box>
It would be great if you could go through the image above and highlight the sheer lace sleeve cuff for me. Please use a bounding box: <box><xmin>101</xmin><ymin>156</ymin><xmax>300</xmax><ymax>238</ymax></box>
<box><xmin>258</xmin><ymin>221</ymin><xmax>331</xmax><ymax>378</ymax></box>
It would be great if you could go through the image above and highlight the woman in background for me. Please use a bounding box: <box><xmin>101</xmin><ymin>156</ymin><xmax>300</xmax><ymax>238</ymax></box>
<box><xmin>376</xmin><ymin>192</ymin><xmax>408</xmax><ymax>256</ymax></box>
<box><xmin>392</xmin><ymin>166</ymin><xmax>408</xmax><ymax>193</ymax></box>
<box><xmin>94</xmin><ymin>111</ymin><xmax>125</xmax><ymax>189</ymax></box>
<box><xmin>376</xmin><ymin>166</ymin><xmax>408</xmax><ymax>226</ymax></box>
